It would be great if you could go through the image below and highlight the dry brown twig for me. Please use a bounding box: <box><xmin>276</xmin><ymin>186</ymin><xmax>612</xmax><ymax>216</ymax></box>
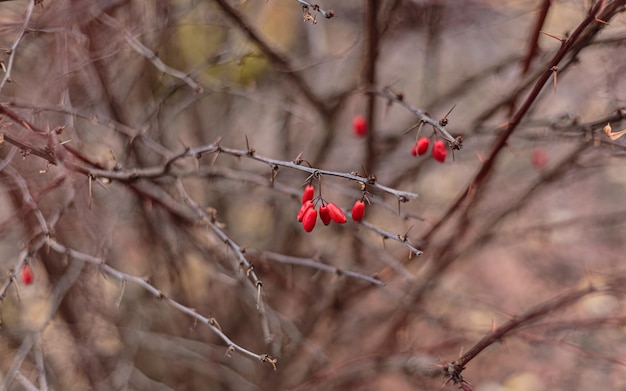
<box><xmin>0</xmin><ymin>0</ymin><xmax>35</xmax><ymax>92</ymax></box>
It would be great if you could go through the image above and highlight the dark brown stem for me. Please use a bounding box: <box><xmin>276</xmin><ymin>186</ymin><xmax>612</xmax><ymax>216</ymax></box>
<box><xmin>454</xmin><ymin>284</ymin><xmax>601</xmax><ymax>369</ymax></box>
<box><xmin>508</xmin><ymin>0</ymin><xmax>552</xmax><ymax>116</ymax></box>
<box><xmin>422</xmin><ymin>0</ymin><xmax>621</xmax><ymax>245</ymax></box>
<box><xmin>364</xmin><ymin>0</ymin><xmax>380</xmax><ymax>173</ymax></box>
<box><xmin>212</xmin><ymin>0</ymin><xmax>329</xmax><ymax>116</ymax></box>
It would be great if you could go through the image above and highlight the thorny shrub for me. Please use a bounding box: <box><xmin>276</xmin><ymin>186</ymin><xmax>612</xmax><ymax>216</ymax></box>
<box><xmin>0</xmin><ymin>1</ymin><xmax>626</xmax><ymax>391</ymax></box>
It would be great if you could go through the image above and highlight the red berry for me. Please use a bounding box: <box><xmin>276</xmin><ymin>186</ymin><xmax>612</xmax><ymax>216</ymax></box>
<box><xmin>302</xmin><ymin>208</ymin><xmax>317</xmax><ymax>232</ymax></box>
<box><xmin>352</xmin><ymin>115</ymin><xmax>367</xmax><ymax>137</ymax></box>
<box><xmin>319</xmin><ymin>204</ymin><xmax>332</xmax><ymax>225</ymax></box>
<box><xmin>326</xmin><ymin>202</ymin><xmax>346</xmax><ymax>224</ymax></box>
<box><xmin>416</xmin><ymin>137</ymin><xmax>430</xmax><ymax>156</ymax></box>
<box><xmin>532</xmin><ymin>147</ymin><xmax>548</xmax><ymax>170</ymax></box>
<box><xmin>21</xmin><ymin>264</ymin><xmax>33</xmax><ymax>285</ymax></box>
<box><xmin>432</xmin><ymin>140</ymin><xmax>447</xmax><ymax>163</ymax></box>
<box><xmin>297</xmin><ymin>201</ymin><xmax>314</xmax><ymax>222</ymax></box>
<box><xmin>302</xmin><ymin>185</ymin><xmax>315</xmax><ymax>204</ymax></box>
<box><xmin>351</xmin><ymin>200</ymin><xmax>365</xmax><ymax>221</ymax></box>
<box><xmin>411</xmin><ymin>143</ymin><xmax>419</xmax><ymax>156</ymax></box>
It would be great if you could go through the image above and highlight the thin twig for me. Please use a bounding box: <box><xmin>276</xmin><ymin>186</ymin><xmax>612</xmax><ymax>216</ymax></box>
<box><xmin>0</xmin><ymin>104</ymin><xmax>419</xmax><ymax>204</ymax></box>
<box><xmin>183</xmin><ymin>165</ymin><xmax>423</xmax><ymax>258</ymax></box>
<box><xmin>422</xmin><ymin>0</ymin><xmax>622</xmax><ymax>245</ymax></box>
<box><xmin>0</xmin><ymin>102</ymin><xmax>420</xmax><ymax>202</ymax></box>
<box><xmin>94</xmin><ymin>9</ymin><xmax>203</xmax><ymax>93</ymax></box>
<box><xmin>212</xmin><ymin>0</ymin><xmax>329</xmax><ymax>115</ymax></box>
<box><xmin>3</xmin><ymin>165</ymin><xmax>50</xmax><ymax>236</ymax></box>
<box><xmin>507</xmin><ymin>0</ymin><xmax>552</xmax><ymax>116</ymax></box>
<box><xmin>363</xmin><ymin>0</ymin><xmax>380</xmax><ymax>173</ymax></box>
<box><xmin>34</xmin><ymin>333</ymin><xmax>48</xmax><ymax>391</ymax></box>
<box><xmin>373</xmin><ymin>88</ymin><xmax>461</xmax><ymax>148</ymax></box>
<box><xmin>44</xmin><ymin>237</ymin><xmax>277</xmax><ymax>368</ymax></box>
<box><xmin>3</xmin><ymin>336</ymin><xmax>35</xmax><ymax>389</ymax></box>
<box><xmin>452</xmin><ymin>283</ymin><xmax>605</xmax><ymax>371</ymax></box>
<box><xmin>360</xmin><ymin>219</ymin><xmax>422</xmax><ymax>256</ymax></box>
<box><xmin>14</xmin><ymin>372</ymin><xmax>39</xmax><ymax>391</ymax></box>
<box><xmin>258</xmin><ymin>250</ymin><xmax>385</xmax><ymax>286</ymax></box>
<box><xmin>77</xmin><ymin>142</ymin><xmax>420</xmax><ymax>202</ymax></box>
<box><xmin>175</xmin><ymin>180</ymin><xmax>274</xmax><ymax>346</ymax></box>
<box><xmin>0</xmin><ymin>0</ymin><xmax>35</xmax><ymax>93</ymax></box>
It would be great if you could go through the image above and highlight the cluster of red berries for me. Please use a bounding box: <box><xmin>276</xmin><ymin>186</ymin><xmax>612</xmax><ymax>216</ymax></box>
<box><xmin>297</xmin><ymin>185</ymin><xmax>366</xmax><ymax>232</ymax></box>
<box><xmin>351</xmin><ymin>114</ymin><xmax>454</xmax><ymax>163</ymax></box>
<box><xmin>411</xmin><ymin>137</ymin><xmax>447</xmax><ymax>163</ymax></box>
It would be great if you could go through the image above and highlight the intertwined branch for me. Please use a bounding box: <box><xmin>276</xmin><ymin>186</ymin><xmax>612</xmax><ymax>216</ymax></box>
<box><xmin>1</xmin><ymin>0</ymin><xmax>626</xmax><ymax>390</ymax></box>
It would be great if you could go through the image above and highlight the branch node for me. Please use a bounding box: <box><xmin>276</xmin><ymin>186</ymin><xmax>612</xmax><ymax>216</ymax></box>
<box><xmin>261</xmin><ymin>354</ymin><xmax>278</xmax><ymax>370</ymax></box>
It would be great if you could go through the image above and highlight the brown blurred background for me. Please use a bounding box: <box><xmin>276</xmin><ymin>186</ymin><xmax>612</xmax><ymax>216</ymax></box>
<box><xmin>0</xmin><ymin>0</ymin><xmax>625</xmax><ymax>390</ymax></box>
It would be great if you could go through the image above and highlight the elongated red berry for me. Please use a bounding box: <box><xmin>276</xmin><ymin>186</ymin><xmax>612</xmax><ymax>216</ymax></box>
<box><xmin>319</xmin><ymin>204</ymin><xmax>332</xmax><ymax>225</ymax></box>
<box><xmin>411</xmin><ymin>143</ymin><xmax>419</xmax><ymax>156</ymax></box>
<box><xmin>352</xmin><ymin>115</ymin><xmax>367</xmax><ymax>137</ymax></box>
<box><xmin>326</xmin><ymin>202</ymin><xmax>347</xmax><ymax>224</ymax></box>
<box><xmin>432</xmin><ymin>140</ymin><xmax>447</xmax><ymax>163</ymax></box>
<box><xmin>416</xmin><ymin>137</ymin><xmax>430</xmax><ymax>155</ymax></box>
<box><xmin>297</xmin><ymin>201</ymin><xmax>314</xmax><ymax>222</ymax></box>
<box><xmin>302</xmin><ymin>185</ymin><xmax>315</xmax><ymax>204</ymax></box>
<box><xmin>351</xmin><ymin>200</ymin><xmax>365</xmax><ymax>221</ymax></box>
<box><xmin>302</xmin><ymin>208</ymin><xmax>317</xmax><ymax>232</ymax></box>
<box><xmin>21</xmin><ymin>264</ymin><xmax>33</xmax><ymax>285</ymax></box>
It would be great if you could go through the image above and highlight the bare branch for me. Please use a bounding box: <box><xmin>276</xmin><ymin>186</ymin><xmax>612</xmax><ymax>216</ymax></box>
<box><xmin>0</xmin><ymin>0</ymin><xmax>35</xmax><ymax>93</ymax></box>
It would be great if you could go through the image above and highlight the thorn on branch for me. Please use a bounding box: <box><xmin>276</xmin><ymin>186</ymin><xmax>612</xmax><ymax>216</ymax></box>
<box><xmin>442</xmin><ymin>361</ymin><xmax>470</xmax><ymax>390</ymax></box>
<box><xmin>205</xmin><ymin>207</ymin><xmax>218</xmax><ymax>223</ymax></box>
<box><xmin>603</xmin><ymin>123</ymin><xmax>626</xmax><ymax>141</ymax></box>
<box><xmin>293</xmin><ymin>152</ymin><xmax>304</xmax><ymax>165</ymax></box>
<box><xmin>245</xmin><ymin>135</ymin><xmax>255</xmax><ymax>156</ymax></box>
<box><xmin>209</xmin><ymin>317</ymin><xmax>222</xmax><ymax>331</ymax></box>
<box><xmin>450</xmin><ymin>135</ymin><xmax>463</xmax><ymax>151</ymax></box>
<box><xmin>261</xmin><ymin>354</ymin><xmax>278</xmax><ymax>370</ymax></box>
<box><xmin>439</xmin><ymin>104</ymin><xmax>456</xmax><ymax>127</ymax></box>
<box><xmin>397</xmin><ymin>196</ymin><xmax>407</xmax><ymax>215</ymax></box>
<box><xmin>246</xmin><ymin>264</ymin><xmax>254</xmax><ymax>277</ymax></box>
<box><xmin>540</xmin><ymin>31</ymin><xmax>566</xmax><ymax>43</ymax></box>
<box><xmin>269</xmin><ymin>164</ymin><xmax>279</xmax><ymax>186</ymax></box>
<box><xmin>594</xmin><ymin>17</ymin><xmax>608</xmax><ymax>25</ymax></box>
<box><xmin>551</xmin><ymin>66</ymin><xmax>558</xmax><ymax>93</ymax></box>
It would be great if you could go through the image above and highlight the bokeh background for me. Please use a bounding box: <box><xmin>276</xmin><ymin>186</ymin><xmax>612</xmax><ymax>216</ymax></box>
<box><xmin>0</xmin><ymin>0</ymin><xmax>625</xmax><ymax>390</ymax></box>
